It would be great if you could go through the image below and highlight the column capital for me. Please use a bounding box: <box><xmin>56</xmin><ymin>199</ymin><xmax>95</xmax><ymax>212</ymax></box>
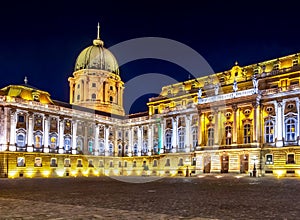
<box><xmin>232</xmin><ymin>104</ymin><xmax>238</xmax><ymax>112</ymax></box>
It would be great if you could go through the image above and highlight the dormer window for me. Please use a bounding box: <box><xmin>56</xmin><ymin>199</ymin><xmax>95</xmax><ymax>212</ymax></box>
<box><xmin>293</xmin><ymin>55</ymin><xmax>298</xmax><ymax>66</ymax></box>
<box><xmin>273</xmin><ymin>60</ymin><xmax>280</xmax><ymax>70</ymax></box>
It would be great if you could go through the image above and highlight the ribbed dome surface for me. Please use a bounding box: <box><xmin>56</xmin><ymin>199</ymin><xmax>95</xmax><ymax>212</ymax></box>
<box><xmin>74</xmin><ymin>43</ymin><xmax>119</xmax><ymax>75</ymax></box>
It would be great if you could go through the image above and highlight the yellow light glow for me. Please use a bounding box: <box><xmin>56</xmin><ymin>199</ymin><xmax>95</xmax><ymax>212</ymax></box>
<box><xmin>93</xmin><ymin>170</ymin><xmax>99</xmax><ymax>176</ymax></box>
<box><xmin>274</xmin><ymin>170</ymin><xmax>285</xmax><ymax>178</ymax></box>
<box><xmin>215</xmin><ymin>175</ymin><xmax>223</xmax><ymax>178</ymax></box>
<box><xmin>197</xmin><ymin>175</ymin><xmax>205</xmax><ymax>178</ymax></box>
<box><xmin>42</xmin><ymin>170</ymin><xmax>50</xmax><ymax>177</ymax></box>
<box><xmin>71</xmin><ymin>170</ymin><xmax>78</xmax><ymax>177</ymax></box>
<box><xmin>8</xmin><ymin>171</ymin><xmax>17</xmax><ymax>178</ymax></box>
<box><xmin>135</xmin><ymin>170</ymin><xmax>142</xmax><ymax>176</ymax></box>
<box><xmin>26</xmin><ymin>169</ymin><xmax>35</xmax><ymax>178</ymax></box>
<box><xmin>56</xmin><ymin>170</ymin><xmax>65</xmax><ymax>177</ymax></box>
<box><xmin>104</xmin><ymin>170</ymin><xmax>109</xmax><ymax>176</ymax></box>
<box><xmin>170</xmin><ymin>170</ymin><xmax>177</xmax><ymax>176</ymax></box>
<box><xmin>83</xmin><ymin>170</ymin><xmax>89</xmax><ymax>176</ymax></box>
<box><xmin>235</xmin><ymin>175</ymin><xmax>243</xmax><ymax>179</ymax></box>
<box><xmin>295</xmin><ymin>170</ymin><xmax>300</xmax><ymax>177</ymax></box>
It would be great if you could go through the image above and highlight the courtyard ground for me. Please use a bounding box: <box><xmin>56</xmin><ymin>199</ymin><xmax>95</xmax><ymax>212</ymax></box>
<box><xmin>0</xmin><ymin>175</ymin><xmax>299</xmax><ymax>219</ymax></box>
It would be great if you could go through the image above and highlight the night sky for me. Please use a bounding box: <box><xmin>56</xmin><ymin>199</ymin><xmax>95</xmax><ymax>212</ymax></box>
<box><xmin>0</xmin><ymin>1</ymin><xmax>299</xmax><ymax>113</ymax></box>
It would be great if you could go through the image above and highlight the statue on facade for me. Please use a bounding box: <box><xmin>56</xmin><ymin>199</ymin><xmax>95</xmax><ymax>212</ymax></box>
<box><xmin>253</xmin><ymin>75</ymin><xmax>258</xmax><ymax>94</ymax></box>
<box><xmin>214</xmin><ymin>84</ymin><xmax>219</xmax><ymax>96</ymax></box>
<box><xmin>198</xmin><ymin>87</ymin><xmax>202</xmax><ymax>98</ymax></box>
<box><xmin>233</xmin><ymin>79</ymin><xmax>238</xmax><ymax>93</ymax></box>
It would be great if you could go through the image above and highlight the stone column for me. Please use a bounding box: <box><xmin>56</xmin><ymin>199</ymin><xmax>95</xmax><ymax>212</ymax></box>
<box><xmin>198</xmin><ymin>112</ymin><xmax>203</xmax><ymax>146</ymax></box>
<box><xmin>232</xmin><ymin>105</ymin><xmax>238</xmax><ymax>144</ymax></box>
<box><xmin>27</xmin><ymin>113</ymin><xmax>33</xmax><ymax>152</ymax></box>
<box><xmin>137</xmin><ymin>126</ymin><xmax>142</xmax><ymax>156</ymax></box>
<box><xmin>128</xmin><ymin>127</ymin><xmax>133</xmax><ymax>156</ymax></box>
<box><xmin>147</xmin><ymin>124</ymin><xmax>153</xmax><ymax>155</ymax></box>
<box><xmin>104</xmin><ymin>126</ymin><xmax>110</xmax><ymax>156</ymax></box>
<box><xmin>171</xmin><ymin>117</ymin><xmax>177</xmax><ymax>152</ymax></box>
<box><xmin>275</xmin><ymin>100</ymin><xmax>284</xmax><ymax>147</ymax></box>
<box><xmin>1</xmin><ymin>107</ymin><xmax>9</xmax><ymax>151</ymax></box>
<box><xmin>72</xmin><ymin>120</ymin><xmax>77</xmax><ymax>154</ymax></box>
<box><xmin>297</xmin><ymin>98</ymin><xmax>300</xmax><ymax>145</ymax></box>
<box><xmin>9</xmin><ymin>109</ymin><xmax>16</xmax><ymax>151</ymax></box>
<box><xmin>252</xmin><ymin>102</ymin><xmax>258</xmax><ymax>143</ymax></box>
<box><xmin>114</xmin><ymin>128</ymin><xmax>118</xmax><ymax>156</ymax></box>
<box><xmin>159</xmin><ymin>121</ymin><xmax>164</xmax><ymax>153</ymax></box>
<box><xmin>69</xmin><ymin>81</ymin><xmax>74</xmax><ymax>103</ymax></box>
<box><xmin>44</xmin><ymin>115</ymin><xmax>50</xmax><ymax>153</ymax></box>
<box><xmin>185</xmin><ymin>115</ymin><xmax>191</xmax><ymax>152</ymax></box>
<box><xmin>214</xmin><ymin>109</ymin><xmax>219</xmax><ymax>145</ymax></box>
<box><xmin>94</xmin><ymin>124</ymin><xmax>100</xmax><ymax>156</ymax></box>
<box><xmin>58</xmin><ymin>119</ymin><xmax>64</xmax><ymax>154</ymax></box>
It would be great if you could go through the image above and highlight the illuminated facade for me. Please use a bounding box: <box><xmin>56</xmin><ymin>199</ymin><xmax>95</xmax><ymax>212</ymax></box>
<box><xmin>0</xmin><ymin>27</ymin><xmax>300</xmax><ymax>178</ymax></box>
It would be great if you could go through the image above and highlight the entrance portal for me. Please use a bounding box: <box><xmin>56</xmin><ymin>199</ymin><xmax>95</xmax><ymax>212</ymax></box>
<box><xmin>203</xmin><ymin>155</ymin><xmax>211</xmax><ymax>173</ymax></box>
<box><xmin>240</xmin><ymin>154</ymin><xmax>249</xmax><ymax>173</ymax></box>
<box><xmin>221</xmin><ymin>155</ymin><xmax>229</xmax><ymax>173</ymax></box>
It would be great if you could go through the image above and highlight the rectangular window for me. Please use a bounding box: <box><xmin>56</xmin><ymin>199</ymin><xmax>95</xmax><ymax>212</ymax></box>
<box><xmin>109</xmin><ymin>161</ymin><xmax>113</xmax><ymax>168</ymax></box>
<box><xmin>153</xmin><ymin>160</ymin><xmax>157</xmax><ymax>167</ymax></box>
<box><xmin>50</xmin><ymin>158</ymin><xmax>57</xmax><ymax>167</ymax></box>
<box><xmin>192</xmin><ymin>157</ymin><xmax>196</xmax><ymax>166</ymax></box>
<box><xmin>165</xmin><ymin>159</ymin><xmax>170</xmax><ymax>167</ymax></box>
<box><xmin>119</xmin><ymin>161</ymin><xmax>122</xmax><ymax>167</ymax></box>
<box><xmin>265</xmin><ymin>154</ymin><xmax>273</xmax><ymax>165</ymax></box>
<box><xmin>124</xmin><ymin>161</ymin><xmax>127</xmax><ymax>167</ymax></box>
<box><xmin>77</xmin><ymin>159</ymin><xmax>83</xmax><ymax>167</ymax></box>
<box><xmin>99</xmin><ymin>160</ymin><xmax>104</xmax><ymax>167</ymax></box>
<box><xmin>92</xmin><ymin>83</ymin><xmax>96</xmax><ymax>87</ymax></box>
<box><xmin>287</xmin><ymin>154</ymin><xmax>295</xmax><ymax>164</ymax></box>
<box><xmin>88</xmin><ymin>159</ymin><xmax>94</xmax><ymax>167</ymax></box>
<box><xmin>34</xmin><ymin>157</ymin><xmax>42</xmax><ymax>167</ymax></box>
<box><xmin>17</xmin><ymin>157</ymin><xmax>25</xmax><ymax>167</ymax></box>
<box><xmin>178</xmin><ymin>158</ymin><xmax>183</xmax><ymax>166</ymax></box>
<box><xmin>133</xmin><ymin>161</ymin><xmax>136</xmax><ymax>167</ymax></box>
<box><xmin>64</xmin><ymin>159</ymin><xmax>71</xmax><ymax>167</ymax></box>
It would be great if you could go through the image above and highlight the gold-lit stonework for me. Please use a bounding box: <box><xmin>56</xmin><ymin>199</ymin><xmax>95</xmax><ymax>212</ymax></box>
<box><xmin>1</xmin><ymin>25</ymin><xmax>300</xmax><ymax>178</ymax></box>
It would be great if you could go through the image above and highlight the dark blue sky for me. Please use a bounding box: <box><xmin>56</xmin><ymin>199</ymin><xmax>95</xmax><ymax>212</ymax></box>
<box><xmin>0</xmin><ymin>1</ymin><xmax>299</xmax><ymax>113</ymax></box>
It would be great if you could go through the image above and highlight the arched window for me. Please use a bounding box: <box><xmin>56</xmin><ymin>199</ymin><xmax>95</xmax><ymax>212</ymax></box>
<box><xmin>16</xmin><ymin>133</ymin><xmax>26</xmax><ymax>148</ymax></box>
<box><xmin>34</xmin><ymin>131</ymin><xmax>43</xmax><ymax>149</ymax></box>
<box><xmin>208</xmin><ymin>128</ymin><xmax>214</xmax><ymax>146</ymax></box>
<box><xmin>99</xmin><ymin>140</ymin><xmax>105</xmax><ymax>154</ymax></box>
<box><xmin>133</xmin><ymin>143</ymin><xmax>138</xmax><ymax>156</ymax></box>
<box><xmin>91</xmin><ymin>93</ymin><xmax>96</xmax><ymax>100</ymax></box>
<box><xmin>118</xmin><ymin>144</ymin><xmax>122</xmax><ymax>156</ymax></box>
<box><xmin>109</xmin><ymin>143</ymin><xmax>113</xmax><ymax>155</ymax></box>
<box><xmin>76</xmin><ymin>137</ymin><xmax>83</xmax><ymax>152</ymax></box>
<box><xmin>192</xmin><ymin>126</ymin><xmax>198</xmax><ymax>147</ymax></box>
<box><xmin>225</xmin><ymin>126</ymin><xmax>232</xmax><ymax>145</ymax></box>
<box><xmin>110</xmin><ymin>96</ymin><xmax>113</xmax><ymax>102</ymax></box>
<box><xmin>265</xmin><ymin>120</ymin><xmax>274</xmax><ymax>143</ymax></box>
<box><xmin>142</xmin><ymin>141</ymin><xmax>148</xmax><ymax>154</ymax></box>
<box><xmin>49</xmin><ymin>133</ymin><xmax>58</xmax><ymax>149</ymax></box>
<box><xmin>64</xmin><ymin>136</ymin><xmax>71</xmax><ymax>152</ymax></box>
<box><xmin>165</xmin><ymin>129</ymin><xmax>172</xmax><ymax>150</ymax></box>
<box><xmin>77</xmin><ymin>95</ymin><xmax>80</xmax><ymax>101</ymax></box>
<box><xmin>153</xmin><ymin>141</ymin><xmax>158</xmax><ymax>154</ymax></box>
<box><xmin>285</xmin><ymin>118</ymin><xmax>297</xmax><ymax>141</ymax></box>
<box><xmin>88</xmin><ymin>139</ymin><xmax>94</xmax><ymax>154</ymax></box>
<box><xmin>178</xmin><ymin>127</ymin><xmax>185</xmax><ymax>149</ymax></box>
<box><xmin>244</xmin><ymin>124</ymin><xmax>251</xmax><ymax>144</ymax></box>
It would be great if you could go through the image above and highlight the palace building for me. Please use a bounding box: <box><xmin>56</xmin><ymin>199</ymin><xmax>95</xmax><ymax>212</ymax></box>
<box><xmin>0</xmin><ymin>26</ymin><xmax>300</xmax><ymax>178</ymax></box>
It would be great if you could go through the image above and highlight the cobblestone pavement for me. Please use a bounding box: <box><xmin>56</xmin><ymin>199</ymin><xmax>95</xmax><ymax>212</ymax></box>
<box><xmin>0</xmin><ymin>175</ymin><xmax>300</xmax><ymax>219</ymax></box>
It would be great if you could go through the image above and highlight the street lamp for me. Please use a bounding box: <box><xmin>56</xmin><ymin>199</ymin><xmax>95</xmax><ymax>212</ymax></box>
<box><xmin>185</xmin><ymin>157</ymin><xmax>191</xmax><ymax>177</ymax></box>
<box><xmin>252</xmin><ymin>156</ymin><xmax>257</xmax><ymax>177</ymax></box>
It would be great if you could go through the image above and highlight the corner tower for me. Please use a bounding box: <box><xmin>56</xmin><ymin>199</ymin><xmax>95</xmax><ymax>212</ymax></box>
<box><xmin>68</xmin><ymin>23</ymin><xmax>125</xmax><ymax>116</ymax></box>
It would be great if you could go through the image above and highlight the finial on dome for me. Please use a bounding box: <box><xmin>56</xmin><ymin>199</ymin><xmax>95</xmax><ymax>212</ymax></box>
<box><xmin>24</xmin><ymin>76</ymin><xmax>28</xmax><ymax>85</ymax></box>
<box><xmin>97</xmin><ymin>22</ymin><xmax>100</xmax><ymax>40</ymax></box>
<box><xmin>93</xmin><ymin>22</ymin><xmax>104</xmax><ymax>46</ymax></box>
<box><xmin>235</xmin><ymin>61</ymin><xmax>238</xmax><ymax>66</ymax></box>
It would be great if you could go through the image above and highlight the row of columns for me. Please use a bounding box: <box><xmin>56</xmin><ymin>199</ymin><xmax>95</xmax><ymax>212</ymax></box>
<box><xmin>198</xmin><ymin>101</ymin><xmax>261</xmax><ymax>146</ymax></box>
